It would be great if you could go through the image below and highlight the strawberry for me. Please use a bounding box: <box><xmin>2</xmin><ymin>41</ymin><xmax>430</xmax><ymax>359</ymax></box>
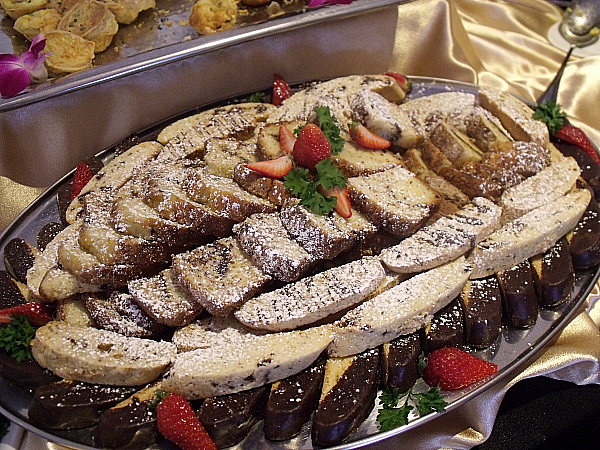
<box><xmin>71</xmin><ymin>161</ymin><xmax>94</xmax><ymax>199</ymax></box>
<box><xmin>156</xmin><ymin>393</ymin><xmax>217</xmax><ymax>450</ymax></box>
<box><xmin>0</xmin><ymin>302</ymin><xmax>53</xmax><ymax>326</ymax></box>
<box><xmin>423</xmin><ymin>347</ymin><xmax>497</xmax><ymax>390</ymax></box>
<box><xmin>349</xmin><ymin>122</ymin><xmax>391</xmax><ymax>149</ymax></box>
<box><xmin>555</xmin><ymin>125</ymin><xmax>600</xmax><ymax>165</ymax></box>
<box><xmin>293</xmin><ymin>123</ymin><xmax>331</xmax><ymax>171</ymax></box>
<box><xmin>322</xmin><ymin>186</ymin><xmax>352</xmax><ymax>218</ymax></box>
<box><xmin>279</xmin><ymin>123</ymin><xmax>296</xmax><ymax>154</ymax></box>
<box><xmin>272</xmin><ymin>73</ymin><xmax>292</xmax><ymax>106</ymax></box>
<box><xmin>245</xmin><ymin>155</ymin><xmax>293</xmax><ymax>179</ymax></box>
<box><xmin>384</xmin><ymin>72</ymin><xmax>412</xmax><ymax>93</ymax></box>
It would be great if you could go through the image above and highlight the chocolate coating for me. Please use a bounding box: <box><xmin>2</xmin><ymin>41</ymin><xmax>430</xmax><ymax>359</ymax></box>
<box><xmin>497</xmin><ymin>260</ymin><xmax>539</xmax><ymax>328</ymax></box>
<box><xmin>0</xmin><ymin>270</ymin><xmax>28</xmax><ymax>309</ymax></box>
<box><xmin>3</xmin><ymin>238</ymin><xmax>35</xmax><ymax>284</ymax></box>
<box><xmin>0</xmin><ymin>351</ymin><xmax>60</xmax><ymax>389</ymax></box>
<box><xmin>531</xmin><ymin>238</ymin><xmax>575</xmax><ymax>307</ymax></box>
<box><xmin>95</xmin><ymin>398</ymin><xmax>159</xmax><ymax>449</ymax></box>
<box><xmin>381</xmin><ymin>332</ymin><xmax>420</xmax><ymax>392</ymax></box>
<box><xmin>460</xmin><ymin>277</ymin><xmax>502</xmax><ymax>348</ymax></box>
<box><xmin>422</xmin><ymin>298</ymin><xmax>464</xmax><ymax>354</ymax></box>
<box><xmin>37</xmin><ymin>222</ymin><xmax>65</xmax><ymax>251</ymax></box>
<box><xmin>264</xmin><ymin>354</ymin><xmax>326</xmax><ymax>441</ymax></box>
<box><xmin>568</xmin><ymin>199</ymin><xmax>600</xmax><ymax>269</ymax></box>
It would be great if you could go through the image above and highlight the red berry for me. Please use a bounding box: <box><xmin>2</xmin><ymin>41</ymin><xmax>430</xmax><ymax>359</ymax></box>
<box><xmin>349</xmin><ymin>122</ymin><xmax>391</xmax><ymax>149</ymax></box>
<box><xmin>293</xmin><ymin>124</ymin><xmax>331</xmax><ymax>171</ymax></box>
<box><xmin>555</xmin><ymin>125</ymin><xmax>600</xmax><ymax>165</ymax></box>
<box><xmin>384</xmin><ymin>72</ymin><xmax>412</xmax><ymax>93</ymax></box>
<box><xmin>279</xmin><ymin>123</ymin><xmax>296</xmax><ymax>155</ymax></box>
<box><xmin>71</xmin><ymin>162</ymin><xmax>94</xmax><ymax>200</ymax></box>
<box><xmin>0</xmin><ymin>302</ymin><xmax>53</xmax><ymax>326</ymax></box>
<box><xmin>322</xmin><ymin>186</ymin><xmax>352</xmax><ymax>218</ymax></box>
<box><xmin>423</xmin><ymin>347</ymin><xmax>497</xmax><ymax>390</ymax></box>
<box><xmin>272</xmin><ymin>74</ymin><xmax>292</xmax><ymax>106</ymax></box>
<box><xmin>157</xmin><ymin>393</ymin><xmax>217</xmax><ymax>450</ymax></box>
<box><xmin>245</xmin><ymin>155</ymin><xmax>293</xmax><ymax>179</ymax></box>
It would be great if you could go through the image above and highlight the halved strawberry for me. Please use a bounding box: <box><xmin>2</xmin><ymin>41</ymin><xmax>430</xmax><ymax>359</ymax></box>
<box><xmin>349</xmin><ymin>122</ymin><xmax>391</xmax><ymax>149</ymax></box>
<box><xmin>71</xmin><ymin>161</ymin><xmax>94</xmax><ymax>199</ymax></box>
<box><xmin>245</xmin><ymin>155</ymin><xmax>293</xmax><ymax>179</ymax></box>
<box><xmin>272</xmin><ymin>74</ymin><xmax>292</xmax><ymax>106</ymax></box>
<box><xmin>157</xmin><ymin>393</ymin><xmax>217</xmax><ymax>450</ymax></box>
<box><xmin>279</xmin><ymin>123</ymin><xmax>296</xmax><ymax>154</ymax></box>
<box><xmin>293</xmin><ymin>123</ymin><xmax>331</xmax><ymax>171</ymax></box>
<box><xmin>423</xmin><ymin>347</ymin><xmax>497</xmax><ymax>390</ymax></box>
<box><xmin>555</xmin><ymin>125</ymin><xmax>600</xmax><ymax>165</ymax></box>
<box><xmin>322</xmin><ymin>186</ymin><xmax>352</xmax><ymax>218</ymax></box>
<box><xmin>384</xmin><ymin>72</ymin><xmax>412</xmax><ymax>93</ymax></box>
<box><xmin>0</xmin><ymin>302</ymin><xmax>53</xmax><ymax>327</ymax></box>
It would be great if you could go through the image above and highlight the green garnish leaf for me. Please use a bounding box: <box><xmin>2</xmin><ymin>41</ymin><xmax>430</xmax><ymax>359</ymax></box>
<box><xmin>377</xmin><ymin>403</ymin><xmax>413</xmax><ymax>431</ymax></box>
<box><xmin>283</xmin><ymin>167</ymin><xmax>312</xmax><ymax>197</ymax></box>
<box><xmin>314</xmin><ymin>106</ymin><xmax>344</xmax><ymax>155</ymax></box>
<box><xmin>417</xmin><ymin>352</ymin><xmax>428</xmax><ymax>376</ymax></box>
<box><xmin>0</xmin><ymin>315</ymin><xmax>37</xmax><ymax>362</ymax></box>
<box><xmin>377</xmin><ymin>384</ymin><xmax>447</xmax><ymax>432</ymax></box>
<box><xmin>414</xmin><ymin>386</ymin><xmax>448</xmax><ymax>416</ymax></box>
<box><xmin>149</xmin><ymin>389</ymin><xmax>168</xmax><ymax>409</ymax></box>
<box><xmin>248</xmin><ymin>91</ymin><xmax>266</xmax><ymax>103</ymax></box>
<box><xmin>533</xmin><ymin>100</ymin><xmax>567</xmax><ymax>136</ymax></box>
<box><xmin>315</xmin><ymin>159</ymin><xmax>346</xmax><ymax>190</ymax></box>
<box><xmin>300</xmin><ymin>188</ymin><xmax>338</xmax><ymax>215</ymax></box>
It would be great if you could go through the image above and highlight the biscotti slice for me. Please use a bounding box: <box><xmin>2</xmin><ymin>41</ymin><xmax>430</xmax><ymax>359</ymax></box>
<box><xmin>111</xmin><ymin>196</ymin><xmax>210</xmax><ymax>250</ymax></box>
<box><xmin>66</xmin><ymin>141</ymin><xmax>163</xmax><ymax>224</ymax></box>
<box><xmin>470</xmin><ymin>189</ymin><xmax>591</xmax><ymax>278</ymax></box>
<box><xmin>235</xmin><ymin>258</ymin><xmax>386</xmax><ymax>331</ymax></box>
<box><xmin>479</xmin><ymin>87</ymin><xmax>549</xmax><ymax>148</ymax></box>
<box><xmin>430</xmin><ymin>122</ymin><xmax>483</xmax><ymax>168</ymax></box>
<box><xmin>332</xmin><ymin>140</ymin><xmax>401</xmax><ymax>177</ymax></box>
<box><xmin>499</xmin><ymin>155</ymin><xmax>580</xmax><ymax>222</ymax></box>
<box><xmin>311</xmin><ymin>348</ymin><xmax>380</xmax><ymax>447</ymax></box>
<box><xmin>347</xmin><ymin>166</ymin><xmax>440</xmax><ymax>238</ymax></box>
<box><xmin>171</xmin><ymin>237</ymin><xmax>271</xmax><ymax>317</ymax></box>
<box><xmin>202</xmin><ymin>138</ymin><xmax>258</xmax><ymax>178</ymax></box>
<box><xmin>31</xmin><ymin>321</ymin><xmax>176</xmax><ymax>385</ymax></box>
<box><xmin>465</xmin><ymin>107</ymin><xmax>514</xmax><ymax>152</ymax></box>
<box><xmin>27</xmin><ymin>225</ymin><xmax>100</xmax><ymax>301</ymax></box>
<box><xmin>128</xmin><ymin>269</ymin><xmax>202</xmax><ymax>327</ymax></box>
<box><xmin>234</xmin><ymin>212</ymin><xmax>316</xmax><ymax>282</ymax></box>
<box><xmin>144</xmin><ymin>176</ymin><xmax>235</xmax><ymax>237</ymax></box>
<box><xmin>77</xmin><ymin>223</ymin><xmax>169</xmax><ymax>268</ymax></box>
<box><xmin>233</xmin><ymin>163</ymin><xmax>291</xmax><ymax>206</ymax></box>
<box><xmin>83</xmin><ymin>292</ymin><xmax>167</xmax><ymax>339</ymax></box>
<box><xmin>163</xmin><ymin>317</ymin><xmax>333</xmax><ymax>399</ymax></box>
<box><xmin>55</xmin><ymin>297</ymin><xmax>95</xmax><ymax>327</ymax></box>
<box><xmin>495</xmin><ymin>141</ymin><xmax>551</xmax><ymax>177</ymax></box>
<box><xmin>279</xmin><ymin>200</ymin><xmax>357</xmax><ymax>260</ymax></box>
<box><xmin>57</xmin><ymin>235</ymin><xmax>144</xmax><ymax>286</ymax></box>
<box><xmin>267</xmin><ymin>75</ymin><xmax>406</xmax><ymax>127</ymax></box>
<box><xmin>157</xmin><ymin>103</ymin><xmax>275</xmax><ymax>155</ymax></box>
<box><xmin>329</xmin><ymin>256</ymin><xmax>471</xmax><ymax>357</ymax></box>
<box><xmin>184</xmin><ymin>169</ymin><xmax>277</xmax><ymax>222</ymax></box>
<box><xmin>381</xmin><ymin>197</ymin><xmax>501</xmax><ymax>273</ymax></box>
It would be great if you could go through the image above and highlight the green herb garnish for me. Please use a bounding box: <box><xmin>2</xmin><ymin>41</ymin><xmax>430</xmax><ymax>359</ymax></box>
<box><xmin>149</xmin><ymin>389</ymin><xmax>168</xmax><ymax>409</ymax></box>
<box><xmin>248</xmin><ymin>91</ymin><xmax>266</xmax><ymax>103</ymax></box>
<box><xmin>533</xmin><ymin>100</ymin><xmax>567</xmax><ymax>135</ymax></box>
<box><xmin>314</xmin><ymin>106</ymin><xmax>344</xmax><ymax>155</ymax></box>
<box><xmin>0</xmin><ymin>315</ymin><xmax>37</xmax><ymax>362</ymax></box>
<box><xmin>376</xmin><ymin>385</ymin><xmax>447</xmax><ymax>432</ymax></box>
<box><xmin>283</xmin><ymin>159</ymin><xmax>346</xmax><ymax>215</ymax></box>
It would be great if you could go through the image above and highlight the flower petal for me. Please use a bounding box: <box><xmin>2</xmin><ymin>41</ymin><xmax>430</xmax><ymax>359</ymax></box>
<box><xmin>29</xmin><ymin>34</ymin><xmax>47</xmax><ymax>56</ymax></box>
<box><xmin>0</xmin><ymin>62</ymin><xmax>31</xmax><ymax>98</ymax></box>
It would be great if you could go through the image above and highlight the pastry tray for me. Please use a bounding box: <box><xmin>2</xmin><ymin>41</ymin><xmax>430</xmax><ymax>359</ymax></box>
<box><xmin>0</xmin><ymin>77</ymin><xmax>599</xmax><ymax>449</ymax></box>
<box><xmin>0</xmin><ymin>0</ymin><xmax>409</xmax><ymax>112</ymax></box>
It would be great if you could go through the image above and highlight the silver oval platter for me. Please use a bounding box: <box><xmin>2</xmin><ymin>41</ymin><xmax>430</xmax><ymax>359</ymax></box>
<box><xmin>0</xmin><ymin>76</ymin><xmax>599</xmax><ymax>450</ymax></box>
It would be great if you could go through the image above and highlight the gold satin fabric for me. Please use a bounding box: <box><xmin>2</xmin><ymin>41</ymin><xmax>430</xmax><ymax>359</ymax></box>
<box><xmin>1</xmin><ymin>1</ymin><xmax>600</xmax><ymax>449</ymax></box>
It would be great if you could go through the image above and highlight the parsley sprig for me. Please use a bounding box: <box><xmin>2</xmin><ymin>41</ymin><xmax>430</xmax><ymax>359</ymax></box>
<box><xmin>377</xmin><ymin>385</ymin><xmax>447</xmax><ymax>432</ymax></box>
<box><xmin>0</xmin><ymin>315</ymin><xmax>38</xmax><ymax>362</ymax></box>
<box><xmin>533</xmin><ymin>100</ymin><xmax>567</xmax><ymax>135</ymax></box>
<box><xmin>313</xmin><ymin>106</ymin><xmax>344</xmax><ymax>155</ymax></box>
<box><xmin>284</xmin><ymin>159</ymin><xmax>345</xmax><ymax>215</ymax></box>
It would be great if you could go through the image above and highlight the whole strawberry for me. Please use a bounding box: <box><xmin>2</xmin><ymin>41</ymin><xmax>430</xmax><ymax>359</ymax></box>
<box><xmin>157</xmin><ymin>393</ymin><xmax>217</xmax><ymax>450</ymax></box>
<box><xmin>71</xmin><ymin>161</ymin><xmax>94</xmax><ymax>199</ymax></box>
<box><xmin>293</xmin><ymin>123</ymin><xmax>331</xmax><ymax>171</ymax></box>
<box><xmin>272</xmin><ymin>73</ymin><xmax>292</xmax><ymax>106</ymax></box>
<box><xmin>423</xmin><ymin>347</ymin><xmax>497</xmax><ymax>390</ymax></box>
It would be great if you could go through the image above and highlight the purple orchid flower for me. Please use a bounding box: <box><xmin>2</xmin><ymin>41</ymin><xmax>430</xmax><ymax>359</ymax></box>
<box><xmin>0</xmin><ymin>34</ymin><xmax>49</xmax><ymax>98</ymax></box>
<box><xmin>308</xmin><ymin>0</ymin><xmax>353</xmax><ymax>7</ymax></box>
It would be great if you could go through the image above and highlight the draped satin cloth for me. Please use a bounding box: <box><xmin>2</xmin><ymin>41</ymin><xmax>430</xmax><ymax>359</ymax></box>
<box><xmin>1</xmin><ymin>1</ymin><xmax>600</xmax><ymax>449</ymax></box>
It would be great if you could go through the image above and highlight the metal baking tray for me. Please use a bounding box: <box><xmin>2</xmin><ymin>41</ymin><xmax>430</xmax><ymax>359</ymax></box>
<box><xmin>0</xmin><ymin>0</ymin><xmax>409</xmax><ymax>112</ymax></box>
<box><xmin>0</xmin><ymin>77</ymin><xmax>598</xmax><ymax>449</ymax></box>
